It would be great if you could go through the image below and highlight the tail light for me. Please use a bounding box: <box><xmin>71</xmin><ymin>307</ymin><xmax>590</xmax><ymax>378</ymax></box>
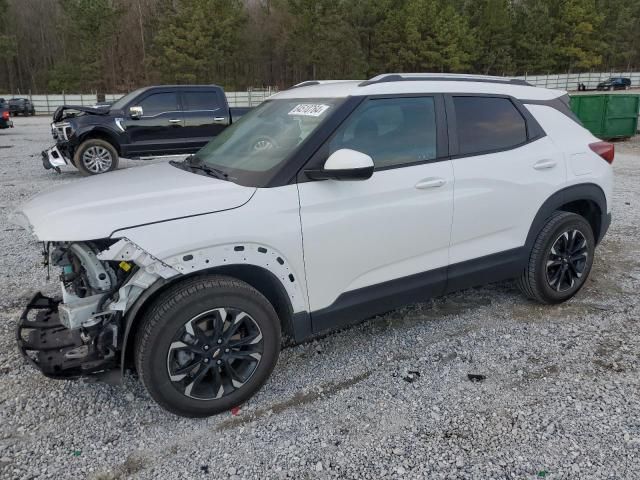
<box><xmin>589</xmin><ymin>141</ymin><xmax>614</xmax><ymax>164</ymax></box>
<box><xmin>1</xmin><ymin>111</ymin><xmax>8</xmax><ymax>120</ymax></box>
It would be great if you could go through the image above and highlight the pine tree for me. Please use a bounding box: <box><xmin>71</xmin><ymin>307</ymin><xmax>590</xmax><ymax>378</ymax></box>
<box><xmin>48</xmin><ymin>0</ymin><xmax>121</xmax><ymax>91</ymax></box>
<box><xmin>150</xmin><ymin>0</ymin><xmax>245</xmax><ymax>86</ymax></box>
<box><xmin>467</xmin><ymin>0</ymin><xmax>514</xmax><ymax>75</ymax></box>
<box><xmin>553</xmin><ymin>0</ymin><xmax>603</xmax><ymax>70</ymax></box>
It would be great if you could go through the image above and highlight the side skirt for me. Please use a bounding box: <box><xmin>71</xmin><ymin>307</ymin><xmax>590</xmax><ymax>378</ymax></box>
<box><xmin>307</xmin><ymin>247</ymin><xmax>527</xmax><ymax>338</ymax></box>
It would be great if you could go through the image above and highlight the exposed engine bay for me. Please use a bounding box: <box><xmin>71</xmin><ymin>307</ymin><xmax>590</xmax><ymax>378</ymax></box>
<box><xmin>17</xmin><ymin>239</ymin><xmax>178</xmax><ymax>379</ymax></box>
<box><xmin>53</xmin><ymin>241</ymin><xmax>127</xmax><ymax>329</ymax></box>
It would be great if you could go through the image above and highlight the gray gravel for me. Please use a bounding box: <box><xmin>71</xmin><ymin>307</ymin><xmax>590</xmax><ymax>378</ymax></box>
<box><xmin>1</xmin><ymin>116</ymin><xmax>639</xmax><ymax>479</ymax></box>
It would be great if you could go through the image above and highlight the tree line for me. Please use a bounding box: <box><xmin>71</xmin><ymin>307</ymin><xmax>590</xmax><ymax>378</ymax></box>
<box><xmin>0</xmin><ymin>0</ymin><xmax>638</xmax><ymax>94</ymax></box>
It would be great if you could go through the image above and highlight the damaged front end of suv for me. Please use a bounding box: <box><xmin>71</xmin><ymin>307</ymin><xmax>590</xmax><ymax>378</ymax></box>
<box><xmin>11</xmin><ymin>161</ymin><xmax>261</xmax><ymax>389</ymax></box>
<box><xmin>17</xmin><ymin>237</ymin><xmax>179</xmax><ymax>380</ymax></box>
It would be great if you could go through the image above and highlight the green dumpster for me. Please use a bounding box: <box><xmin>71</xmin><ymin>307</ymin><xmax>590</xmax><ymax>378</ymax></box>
<box><xmin>569</xmin><ymin>94</ymin><xmax>639</xmax><ymax>139</ymax></box>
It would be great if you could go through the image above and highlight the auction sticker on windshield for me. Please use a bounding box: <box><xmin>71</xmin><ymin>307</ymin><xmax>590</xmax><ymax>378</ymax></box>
<box><xmin>288</xmin><ymin>104</ymin><xmax>330</xmax><ymax>117</ymax></box>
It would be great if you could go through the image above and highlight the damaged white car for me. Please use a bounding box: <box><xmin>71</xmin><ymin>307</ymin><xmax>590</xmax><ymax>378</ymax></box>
<box><xmin>14</xmin><ymin>75</ymin><xmax>613</xmax><ymax>417</ymax></box>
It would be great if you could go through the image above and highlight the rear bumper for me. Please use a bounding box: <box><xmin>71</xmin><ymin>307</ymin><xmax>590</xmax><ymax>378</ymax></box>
<box><xmin>17</xmin><ymin>292</ymin><xmax>119</xmax><ymax>379</ymax></box>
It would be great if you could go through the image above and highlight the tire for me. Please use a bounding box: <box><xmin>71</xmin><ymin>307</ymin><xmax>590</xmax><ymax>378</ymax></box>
<box><xmin>518</xmin><ymin>211</ymin><xmax>595</xmax><ymax>304</ymax></box>
<box><xmin>135</xmin><ymin>275</ymin><xmax>281</xmax><ymax>417</ymax></box>
<box><xmin>73</xmin><ymin>138</ymin><xmax>119</xmax><ymax>175</ymax></box>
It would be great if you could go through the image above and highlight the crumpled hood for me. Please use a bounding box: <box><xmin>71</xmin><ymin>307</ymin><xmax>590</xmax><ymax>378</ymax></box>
<box><xmin>15</xmin><ymin>163</ymin><xmax>256</xmax><ymax>241</ymax></box>
<box><xmin>52</xmin><ymin>104</ymin><xmax>110</xmax><ymax>122</ymax></box>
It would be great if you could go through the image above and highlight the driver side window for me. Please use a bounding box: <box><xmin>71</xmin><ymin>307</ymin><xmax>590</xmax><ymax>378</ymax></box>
<box><xmin>138</xmin><ymin>93</ymin><xmax>179</xmax><ymax>116</ymax></box>
<box><xmin>329</xmin><ymin>97</ymin><xmax>437</xmax><ymax>169</ymax></box>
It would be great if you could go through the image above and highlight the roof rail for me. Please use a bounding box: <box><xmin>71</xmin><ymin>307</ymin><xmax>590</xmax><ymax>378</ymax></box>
<box><xmin>289</xmin><ymin>79</ymin><xmax>362</xmax><ymax>89</ymax></box>
<box><xmin>359</xmin><ymin>73</ymin><xmax>532</xmax><ymax>87</ymax></box>
<box><xmin>290</xmin><ymin>81</ymin><xmax>321</xmax><ymax>89</ymax></box>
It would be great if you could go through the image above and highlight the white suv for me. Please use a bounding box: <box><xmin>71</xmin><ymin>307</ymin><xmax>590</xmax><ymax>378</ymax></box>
<box><xmin>14</xmin><ymin>74</ymin><xmax>613</xmax><ymax>417</ymax></box>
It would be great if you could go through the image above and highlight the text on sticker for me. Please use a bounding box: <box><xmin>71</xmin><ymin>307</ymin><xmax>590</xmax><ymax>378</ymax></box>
<box><xmin>288</xmin><ymin>104</ymin><xmax>330</xmax><ymax>117</ymax></box>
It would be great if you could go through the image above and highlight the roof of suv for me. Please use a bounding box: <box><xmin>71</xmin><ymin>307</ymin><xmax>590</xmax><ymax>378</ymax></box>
<box><xmin>273</xmin><ymin>73</ymin><xmax>565</xmax><ymax>101</ymax></box>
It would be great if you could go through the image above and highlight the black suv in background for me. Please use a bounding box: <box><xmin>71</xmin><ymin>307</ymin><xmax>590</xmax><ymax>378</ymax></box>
<box><xmin>9</xmin><ymin>97</ymin><xmax>35</xmax><ymax>116</ymax></box>
<box><xmin>43</xmin><ymin>85</ymin><xmax>251</xmax><ymax>175</ymax></box>
<box><xmin>597</xmin><ymin>77</ymin><xmax>632</xmax><ymax>90</ymax></box>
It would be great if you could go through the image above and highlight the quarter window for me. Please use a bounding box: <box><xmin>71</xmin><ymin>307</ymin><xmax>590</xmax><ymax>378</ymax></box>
<box><xmin>329</xmin><ymin>97</ymin><xmax>437</xmax><ymax>169</ymax></box>
<box><xmin>182</xmin><ymin>92</ymin><xmax>221</xmax><ymax>111</ymax></box>
<box><xmin>453</xmin><ymin>97</ymin><xmax>527</xmax><ymax>156</ymax></box>
<box><xmin>138</xmin><ymin>93</ymin><xmax>179</xmax><ymax>116</ymax></box>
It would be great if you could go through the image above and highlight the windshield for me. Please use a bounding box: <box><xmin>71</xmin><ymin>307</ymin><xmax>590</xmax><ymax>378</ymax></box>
<box><xmin>192</xmin><ymin>97</ymin><xmax>344</xmax><ymax>184</ymax></box>
<box><xmin>110</xmin><ymin>88</ymin><xmax>146</xmax><ymax>110</ymax></box>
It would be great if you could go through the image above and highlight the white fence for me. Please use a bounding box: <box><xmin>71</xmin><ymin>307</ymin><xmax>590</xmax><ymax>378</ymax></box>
<box><xmin>4</xmin><ymin>73</ymin><xmax>640</xmax><ymax>115</ymax></box>
<box><xmin>0</xmin><ymin>89</ymin><xmax>275</xmax><ymax>115</ymax></box>
<box><xmin>514</xmin><ymin>71</ymin><xmax>640</xmax><ymax>91</ymax></box>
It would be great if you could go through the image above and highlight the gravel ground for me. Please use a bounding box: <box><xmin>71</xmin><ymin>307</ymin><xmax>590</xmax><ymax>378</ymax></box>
<box><xmin>1</xmin><ymin>116</ymin><xmax>639</xmax><ymax>480</ymax></box>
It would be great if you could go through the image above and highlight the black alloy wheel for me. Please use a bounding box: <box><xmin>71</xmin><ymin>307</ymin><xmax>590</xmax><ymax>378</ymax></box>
<box><xmin>167</xmin><ymin>307</ymin><xmax>264</xmax><ymax>400</ymax></box>
<box><xmin>545</xmin><ymin>229</ymin><xmax>589</xmax><ymax>292</ymax></box>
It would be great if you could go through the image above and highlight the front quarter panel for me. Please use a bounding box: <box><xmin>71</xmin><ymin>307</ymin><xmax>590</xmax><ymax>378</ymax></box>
<box><xmin>113</xmin><ymin>185</ymin><xmax>309</xmax><ymax>313</ymax></box>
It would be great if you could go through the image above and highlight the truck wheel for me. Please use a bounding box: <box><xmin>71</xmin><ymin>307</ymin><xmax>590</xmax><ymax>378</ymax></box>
<box><xmin>518</xmin><ymin>212</ymin><xmax>595</xmax><ymax>304</ymax></box>
<box><xmin>135</xmin><ymin>275</ymin><xmax>281</xmax><ymax>417</ymax></box>
<box><xmin>73</xmin><ymin>139</ymin><xmax>119</xmax><ymax>175</ymax></box>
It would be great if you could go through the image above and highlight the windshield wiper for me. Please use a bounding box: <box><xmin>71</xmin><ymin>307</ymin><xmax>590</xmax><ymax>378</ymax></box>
<box><xmin>170</xmin><ymin>155</ymin><xmax>228</xmax><ymax>179</ymax></box>
<box><xmin>188</xmin><ymin>163</ymin><xmax>228</xmax><ymax>180</ymax></box>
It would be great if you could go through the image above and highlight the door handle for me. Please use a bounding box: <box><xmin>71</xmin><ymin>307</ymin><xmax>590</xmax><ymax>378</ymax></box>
<box><xmin>168</xmin><ymin>119</ymin><xmax>181</xmax><ymax>124</ymax></box>
<box><xmin>533</xmin><ymin>159</ymin><xmax>557</xmax><ymax>170</ymax></box>
<box><xmin>415</xmin><ymin>177</ymin><xmax>446</xmax><ymax>189</ymax></box>
<box><xmin>213</xmin><ymin>116</ymin><xmax>227</xmax><ymax>123</ymax></box>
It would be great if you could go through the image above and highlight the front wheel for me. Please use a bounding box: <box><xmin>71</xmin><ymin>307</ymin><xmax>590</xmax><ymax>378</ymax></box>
<box><xmin>73</xmin><ymin>138</ymin><xmax>119</xmax><ymax>175</ymax></box>
<box><xmin>518</xmin><ymin>212</ymin><xmax>595</xmax><ymax>304</ymax></box>
<box><xmin>135</xmin><ymin>276</ymin><xmax>281</xmax><ymax>417</ymax></box>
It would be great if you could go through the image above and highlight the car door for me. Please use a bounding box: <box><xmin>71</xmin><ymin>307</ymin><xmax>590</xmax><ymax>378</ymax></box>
<box><xmin>181</xmin><ymin>90</ymin><xmax>228</xmax><ymax>151</ymax></box>
<box><xmin>297</xmin><ymin>95</ymin><xmax>454</xmax><ymax>333</ymax></box>
<box><xmin>124</xmin><ymin>91</ymin><xmax>185</xmax><ymax>156</ymax></box>
<box><xmin>446</xmin><ymin>95</ymin><xmax>566</xmax><ymax>286</ymax></box>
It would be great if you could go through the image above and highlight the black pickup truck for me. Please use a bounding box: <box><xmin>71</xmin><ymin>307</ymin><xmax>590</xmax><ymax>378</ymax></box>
<box><xmin>43</xmin><ymin>85</ymin><xmax>251</xmax><ymax>175</ymax></box>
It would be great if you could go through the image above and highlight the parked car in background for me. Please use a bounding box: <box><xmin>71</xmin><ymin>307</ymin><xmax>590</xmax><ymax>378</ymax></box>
<box><xmin>597</xmin><ymin>77</ymin><xmax>631</xmax><ymax>90</ymax></box>
<box><xmin>9</xmin><ymin>97</ymin><xmax>35</xmax><ymax>116</ymax></box>
<box><xmin>42</xmin><ymin>85</ymin><xmax>252</xmax><ymax>175</ymax></box>
<box><xmin>0</xmin><ymin>98</ymin><xmax>13</xmax><ymax>129</ymax></box>
<box><xmin>15</xmin><ymin>74</ymin><xmax>613</xmax><ymax>417</ymax></box>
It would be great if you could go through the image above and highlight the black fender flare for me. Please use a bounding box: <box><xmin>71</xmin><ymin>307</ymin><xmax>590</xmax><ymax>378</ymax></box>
<box><xmin>118</xmin><ymin>276</ymin><xmax>170</xmax><ymax>373</ymax></box>
<box><xmin>524</xmin><ymin>183</ymin><xmax>608</xmax><ymax>252</ymax></box>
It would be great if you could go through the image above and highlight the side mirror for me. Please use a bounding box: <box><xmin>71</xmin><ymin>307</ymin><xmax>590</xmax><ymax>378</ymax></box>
<box><xmin>129</xmin><ymin>106</ymin><xmax>143</xmax><ymax>119</ymax></box>
<box><xmin>306</xmin><ymin>149</ymin><xmax>374</xmax><ymax>181</ymax></box>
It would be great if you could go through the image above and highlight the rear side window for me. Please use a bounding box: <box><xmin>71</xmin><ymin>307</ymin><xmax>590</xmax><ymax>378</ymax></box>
<box><xmin>329</xmin><ymin>97</ymin><xmax>437</xmax><ymax>169</ymax></box>
<box><xmin>139</xmin><ymin>93</ymin><xmax>179</xmax><ymax>116</ymax></box>
<box><xmin>453</xmin><ymin>97</ymin><xmax>527</xmax><ymax>156</ymax></box>
<box><xmin>182</xmin><ymin>91</ymin><xmax>221</xmax><ymax>111</ymax></box>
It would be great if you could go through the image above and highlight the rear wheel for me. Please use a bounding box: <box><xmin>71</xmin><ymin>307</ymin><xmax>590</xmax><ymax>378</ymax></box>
<box><xmin>73</xmin><ymin>138</ymin><xmax>119</xmax><ymax>175</ymax></box>
<box><xmin>518</xmin><ymin>212</ymin><xmax>595</xmax><ymax>304</ymax></box>
<box><xmin>135</xmin><ymin>276</ymin><xmax>281</xmax><ymax>417</ymax></box>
